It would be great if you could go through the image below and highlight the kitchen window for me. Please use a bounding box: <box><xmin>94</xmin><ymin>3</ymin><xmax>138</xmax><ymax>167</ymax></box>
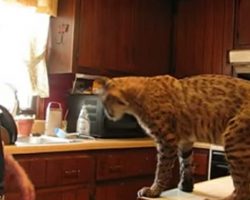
<box><xmin>0</xmin><ymin>0</ymin><xmax>57</xmax><ymax>116</ymax></box>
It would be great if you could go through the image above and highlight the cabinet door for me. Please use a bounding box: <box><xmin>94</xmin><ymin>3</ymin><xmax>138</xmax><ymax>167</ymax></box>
<box><xmin>95</xmin><ymin>177</ymin><xmax>153</xmax><ymax>200</ymax></box>
<box><xmin>6</xmin><ymin>187</ymin><xmax>90</xmax><ymax>200</ymax></box>
<box><xmin>36</xmin><ymin>187</ymin><xmax>90</xmax><ymax>200</ymax></box>
<box><xmin>46</xmin><ymin>155</ymin><xmax>95</xmax><ymax>186</ymax></box>
<box><xmin>78</xmin><ymin>0</ymin><xmax>134</xmax><ymax>73</ymax></box>
<box><xmin>96</xmin><ymin>148</ymin><xmax>156</xmax><ymax>181</ymax></box>
<box><xmin>235</xmin><ymin>0</ymin><xmax>250</xmax><ymax>48</ymax></box>
<box><xmin>174</xmin><ymin>0</ymin><xmax>234</xmax><ymax>77</ymax></box>
<box><xmin>5</xmin><ymin>158</ymin><xmax>46</xmax><ymax>193</ymax></box>
<box><xmin>133</xmin><ymin>0</ymin><xmax>172</xmax><ymax>76</ymax></box>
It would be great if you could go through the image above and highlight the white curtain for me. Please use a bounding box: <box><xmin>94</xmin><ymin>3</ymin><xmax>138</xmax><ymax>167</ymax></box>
<box><xmin>0</xmin><ymin>0</ymin><xmax>57</xmax><ymax>109</ymax></box>
<box><xmin>2</xmin><ymin>0</ymin><xmax>58</xmax><ymax>16</ymax></box>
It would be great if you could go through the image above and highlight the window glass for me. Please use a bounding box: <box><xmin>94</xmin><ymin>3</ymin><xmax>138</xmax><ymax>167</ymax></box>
<box><xmin>0</xmin><ymin>1</ymin><xmax>49</xmax><ymax>114</ymax></box>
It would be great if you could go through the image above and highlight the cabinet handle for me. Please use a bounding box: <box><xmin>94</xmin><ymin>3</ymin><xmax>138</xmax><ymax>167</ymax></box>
<box><xmin>64</xmin><ymin>169</ymin><xmax>81</xmax><ymax>178</ymax></box>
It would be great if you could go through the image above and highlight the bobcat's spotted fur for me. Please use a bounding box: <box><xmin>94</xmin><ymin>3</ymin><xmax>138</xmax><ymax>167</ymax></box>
<box><xmin>96</xmin><ymin>74</ymin><xmax>250</xmax><ymax>200</ymax></box>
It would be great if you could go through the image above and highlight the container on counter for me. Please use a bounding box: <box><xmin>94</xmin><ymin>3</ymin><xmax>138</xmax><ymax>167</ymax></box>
<box><xmin>76</xmin><ymin>105</ymin><xmax>90</xmax><ymax>135</ymax></box>
<box><xmin>16</xmin><ymin>114</ymin><xmax>35</xmax><ymax>137</ymax></box>
<box><xmin>45</xmin><ymin>102</ymin><xmax>62</xmax><ymax>136</ymax></box>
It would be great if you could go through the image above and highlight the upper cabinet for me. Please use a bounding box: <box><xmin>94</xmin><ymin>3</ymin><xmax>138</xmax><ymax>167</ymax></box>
<box><xmin>173</xmin><ymin>0</ymin><xmax>234</xmax><ymax>78</ymax></box>
<box><xmin>78</xmin><ymin>0</ymin><xmax>134</xmax><ymax>74</ymax></box>
<box><xmin>47</xmin><ymin>0</ymin><xmax>173</xmax><ymax>76</ymax></box>
<box><xmin>234</xmin><ymin>0</ymin><xmax>250</xmax><ymax>48</ymax></box>
<box><xmin>131</xmin><ymin>0</ymin><xmax>173</xmax><ymax>75</ymax></box>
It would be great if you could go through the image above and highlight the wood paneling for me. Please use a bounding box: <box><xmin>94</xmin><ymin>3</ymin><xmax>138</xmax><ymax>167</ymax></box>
<box><xmin>96</xmin><ymin>178</ymin><xmax>153</xmax><ymax>200</ymax></box>
<box><xmin>133</xmin><ymin>0</ymin><xmax>172</xmax><ymax>75</ymax></box>
<box><xmin>6</xmin><ymin>153</ymin><xmax>94</xmax><ymax>200</ymax></box>
<box><xmin>173</xmin><ymin>0</ymin><xmax>234</xmax><ymax>78</ymax></box>
<box><xmin>77</xmin><ymin>0</ymin><xmax>172</xmax><ymax>75</ymax></box>
<box><xmin>234</xmin><ymin>0</ymin><xmax>250</xmax><ymax>48</ymax></box>
<box><xmin>7</xmin><ymin>148</ymin><xmax>160</xmax><ymax>200</ymax></box>
<box><xmin>78</xmin><ymin>0</ymin><xmax>134</xmax><ymax>73</ymax></box>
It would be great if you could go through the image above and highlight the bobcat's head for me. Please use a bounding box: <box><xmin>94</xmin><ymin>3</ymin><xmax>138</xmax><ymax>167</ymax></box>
<box><xmin>94</xmin><ymin>77</ymin><xmax>129</xmax><ymax>121</ymax></box>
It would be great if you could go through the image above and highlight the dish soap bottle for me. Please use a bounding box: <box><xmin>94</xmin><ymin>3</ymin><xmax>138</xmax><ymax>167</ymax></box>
<box><xmin>76</xmin><ymin>105</ymin><xmax>90</xmax><ymax>135</ymax></box>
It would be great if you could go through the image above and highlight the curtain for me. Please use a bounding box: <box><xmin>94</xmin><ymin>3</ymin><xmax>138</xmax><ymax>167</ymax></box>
<box><xmin>0</xmin><ymin>0</ymin><xmax>57</xmax><ymax>110</ymax></box>
<box><xmin>3</xmin><ymin>0</ymin><xmax>58</xmax><ymax>16</ymax></box>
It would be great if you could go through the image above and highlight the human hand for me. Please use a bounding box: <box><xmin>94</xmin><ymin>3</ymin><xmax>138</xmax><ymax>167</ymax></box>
<box><xmin>4</xmin><ymin>153</ymin><xmax>35</xmax><ymax>200</ymax></box>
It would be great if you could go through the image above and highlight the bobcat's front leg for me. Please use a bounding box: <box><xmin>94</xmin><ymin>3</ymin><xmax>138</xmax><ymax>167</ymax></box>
<box><xmin>138</xmin><ymin>134</ymin><xmax>178</xmax><ymax>198</ymax></box>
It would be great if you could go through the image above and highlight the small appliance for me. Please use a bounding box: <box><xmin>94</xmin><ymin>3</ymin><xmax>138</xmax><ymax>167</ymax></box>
<box><xmin>66</xmin><ymin>94</ymin><xmax>146</xmax><ymax>138</ymax></box>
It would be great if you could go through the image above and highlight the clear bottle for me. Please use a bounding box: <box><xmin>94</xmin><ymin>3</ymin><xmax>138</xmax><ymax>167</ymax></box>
<box><xmin>76</xmin><ymin>105</ymin><xmax>90</xmax><ymax>135</ymax></box>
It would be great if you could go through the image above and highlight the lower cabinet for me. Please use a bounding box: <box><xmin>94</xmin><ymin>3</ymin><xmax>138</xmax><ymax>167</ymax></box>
<box><xmin>5</xmin><ymin>153</ymin><xmax>95</xmax><ymax>200</ymax></box>
<box><xmin>5</xmin><ymin>147</ymin><xmax>188</xmax><ymax>200</ymax></box>
<box><xmin>6</xmin><ymin>186</ymin><xmax>90</xmax><ymax>200</ymax></box>
<box><xmin>96</xmin><ymin>177</ymin><xmax>153</xmax><ymax>200</ymax></box>
<box><xmin>36</xmin><ymin>186</ymin><xmax>90</xmax><ymax>200</ymax></box>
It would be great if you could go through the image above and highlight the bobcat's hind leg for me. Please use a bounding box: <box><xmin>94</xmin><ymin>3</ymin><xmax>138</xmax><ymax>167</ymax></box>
<box><xmin>223</xmin><ymin>111</ymin><xmax>250</xmax><ymax>200</ymax></box>
<box><xmin>178</xmin><ymin>142</ymin><xmax>194</xmax><ymax>192</ymax></box>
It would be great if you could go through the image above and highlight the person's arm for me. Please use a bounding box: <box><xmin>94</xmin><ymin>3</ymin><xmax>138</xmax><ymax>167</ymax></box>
<box><xmin>4</xmin><ymin>153</ymin><xmax>35</xmax><ymax>200</ymax></box>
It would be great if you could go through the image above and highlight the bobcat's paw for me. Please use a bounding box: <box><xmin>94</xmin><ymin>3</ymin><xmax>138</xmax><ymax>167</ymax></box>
<box><xmin>178</xmin><ymin>178</ymin><xmax>193</xmax><ymax>192</ymax></box>
<box><xmin>137</xmin><ymin>187</ymin><xmax>161</xmax><ymax>198</ymax></box>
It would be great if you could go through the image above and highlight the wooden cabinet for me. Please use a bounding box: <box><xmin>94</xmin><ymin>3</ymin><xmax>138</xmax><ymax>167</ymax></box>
<box><xmin>234</xmin><ymin>0</ymin><xmax>250</xmax><ymax>48</ymax></box>
<box><xmin>78</xmin><ymin>0</ymin><xmax>172</xmax><ymax>75</ymax></box>
<box><xmin>36</xmin><ymin>187</ymin><xmax>90</xmax><ymax>200</ymax></box>
<box><xmin>7</xmin><ymin>186</ymin><xmax>90</xmax><ymax>200</ymax></box>
<box><xmin>47</xmin><ymin>0</ymin><xmax>172</xmax><ymax>76</ymax></box>
<box><xmin>192</xmin><ymin>148</ymin><xmax>209</xmax><ymax>183</ymax></box>
<box><xmin>5</xmin><ymin>148</ymin><xmax>162</xmax><ymax>200</ymax></box>
<box><xmin>95</xmin><ymin>148</ymin><xmax>179</xmax><ymax>200</ymax></box>
<box><xmin>5</xmin><ymin>153</ymin><xmax>95</xmax><ymax>200</ymax></box>
<box><xmin>96</xmin><ymin>178</ymin><xmax>153</xmax><ymax>200</ymax></box>
<box><xmin>78</xmin><ymin>0</ymin><xmax>134</xmax><ymax>74</ymax></box>
<box><xmin>132</xmin><ymin>0</ymin><xmax>172</xmax><ymax>75</ymax></box>
<box><xmin>96</xmin><ymin>148</ymin><xmax>156</xmax><ymax>180</ymax></box>
<box><xmin>95</xmin><ymin>148</ymin><xmax>157</xmax><ymax>200</ymax></box>
<box><xmin>5</xmin><ymin>146</ymin><xmax>211</xmax><ymax>199</ymax></box>
<box><xmin>173</xmin><ymin>0</ymin><xmax>234</xmax><ymax>77</ymax></box>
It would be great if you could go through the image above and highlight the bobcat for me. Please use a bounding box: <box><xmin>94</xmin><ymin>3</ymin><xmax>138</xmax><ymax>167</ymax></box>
<box><xmin>95</xmin><ymin>74</ymin><xmax>250</xmax><ymax>200</ymax></box>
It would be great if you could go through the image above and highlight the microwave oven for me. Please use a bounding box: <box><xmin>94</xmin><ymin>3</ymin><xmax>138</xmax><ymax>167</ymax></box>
<box><xmin>66</xmin><ymin>94</ymin><xmax>146</xmax><ymax>138</ymax></box>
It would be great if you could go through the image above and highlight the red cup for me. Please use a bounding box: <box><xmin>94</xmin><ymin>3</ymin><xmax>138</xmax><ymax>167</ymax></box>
<box><xmin>16</xmin><ymin>118</ymin><xmax>34</xmax><ymax>137</ymax></box>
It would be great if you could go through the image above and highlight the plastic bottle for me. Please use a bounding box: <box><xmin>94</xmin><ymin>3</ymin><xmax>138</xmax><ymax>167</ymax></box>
<box><xmin>45</xmin><ymin>102</ymin><xmax>62</xmax><ymax>136</ymax></box>
<box><xmin>76</xmin><ymin>105</ymin><xmax>90</xmax><ymax>135</ymax></box>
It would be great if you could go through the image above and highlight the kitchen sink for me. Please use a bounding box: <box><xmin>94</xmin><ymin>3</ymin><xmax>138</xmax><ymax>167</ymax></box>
<box><xmin>15</xmin><ymin>135</ymin><xmax>86</xmax><ymax>146</ymax></box>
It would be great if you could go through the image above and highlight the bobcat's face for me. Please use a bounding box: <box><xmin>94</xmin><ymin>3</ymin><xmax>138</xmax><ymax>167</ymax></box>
<box><xmin>94</xmin><ymin>77</ymin><xmax>129</xmax><ymax>121</ymax></box>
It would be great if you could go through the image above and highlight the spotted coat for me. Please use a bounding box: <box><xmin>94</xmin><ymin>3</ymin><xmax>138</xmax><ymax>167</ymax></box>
<box><xmin>96</xmin><ymin>74</ymin><xmax>250</xmax><ymax>200</ymax></box>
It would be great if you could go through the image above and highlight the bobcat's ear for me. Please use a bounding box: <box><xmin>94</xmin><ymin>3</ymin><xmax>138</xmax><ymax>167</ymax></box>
<box><xmin>93</xmin><ymin>77</ymin><xmax>113</xmax><ymax>94</ymax></box>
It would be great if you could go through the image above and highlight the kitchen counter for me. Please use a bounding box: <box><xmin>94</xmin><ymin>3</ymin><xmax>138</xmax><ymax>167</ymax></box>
<box><xmin>139</xmin><ymin>176</ymin><xmax>233</xmax><ymax>200</ymax></box>
<box><xmin>4</xmin><ymin>135</ymin><xmax>223</xmax><ymax>155</ymax></box>
<box><xmin>4</xmin><ymin>137</ymin><xmax>156</xmax><ymax>154</ymax></box>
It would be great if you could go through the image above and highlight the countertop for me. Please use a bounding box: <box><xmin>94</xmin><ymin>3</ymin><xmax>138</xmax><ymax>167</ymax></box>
<box><xmin>4</xmin><ymin>135</ymin><xmax>223</xmax><ymax>155</ymax></box>
<box><xmin>5</xmin><ymin>120</ymin><xmax>222</xmax><ymax>155</ymax></box>
<box><xmin>4</xmin><ymin>137</ymin><xmax>156</xmax><ymax>154</ymax></box>
<box><xmin>139</xmin><ymin>176</ymin><xmax>233</xmax><ymax>200</ymax></box>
